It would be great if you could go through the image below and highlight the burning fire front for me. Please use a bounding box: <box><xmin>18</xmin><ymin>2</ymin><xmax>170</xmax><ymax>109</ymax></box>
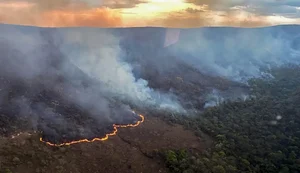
<box><xmin>39</xmin><ymin>114</ymin><xmax>145</xmax><ymax>147</ymax></box>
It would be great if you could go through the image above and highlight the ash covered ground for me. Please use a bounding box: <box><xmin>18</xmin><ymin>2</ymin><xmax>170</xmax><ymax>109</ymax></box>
<box><xmin>0</xmin><ymin>24</ymin><xmax>300</xmax><ymax>145</ymax></box>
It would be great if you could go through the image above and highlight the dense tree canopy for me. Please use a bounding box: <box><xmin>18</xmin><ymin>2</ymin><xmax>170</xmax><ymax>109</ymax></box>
<box><xmin>162</xmin><ymin>65</ymin><xmax>300</xmax><ymax>173</ymax></box>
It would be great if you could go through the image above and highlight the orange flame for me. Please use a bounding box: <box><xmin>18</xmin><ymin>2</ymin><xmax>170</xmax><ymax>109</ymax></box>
<box><xmin>39</xmin><ymin>114</ymin><xmax>145</xmax><ymax>147</ymax></box>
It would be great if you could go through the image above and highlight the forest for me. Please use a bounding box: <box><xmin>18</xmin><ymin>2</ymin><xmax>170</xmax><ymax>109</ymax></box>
<box><xmin>161</xmin><ymin>65</ymin><xmax>300</xmax><ymax>173</ymax></box>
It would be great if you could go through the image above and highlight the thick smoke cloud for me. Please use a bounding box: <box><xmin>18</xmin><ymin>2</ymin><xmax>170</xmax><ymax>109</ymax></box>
<box><xmin>0</xmin><ymin>26</ymin><xmax>125</xmax><ymax>140</ymax></box>
<box><xmin>167</xmin><ymin>27</ymin><xmax>300</xmax><ymax>82</ymax></box>
<box><xmin>58</xmin><ymin>28</ymin><xmax>184</xmax><ymax>112</ymax></box>
<box><xmin>2</xmin><ymin>23</ymin><xmax>300</xmax><ymax>138</ymax></box>
<box><xmin>0</xmin><ymin>24</ymin><xmax>185</xmax><ymax>140</ymax></box>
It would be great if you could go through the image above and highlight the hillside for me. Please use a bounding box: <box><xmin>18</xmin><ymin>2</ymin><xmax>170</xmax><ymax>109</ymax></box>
<box><xmin>161</xmin><ymin>66</ymin><xmax>300</xmax><ymax>173</ymax></box>
<box><xmin>0</xmin><ymin>24</ymin><xmax>300</xmax><ymax>173</ymax></box>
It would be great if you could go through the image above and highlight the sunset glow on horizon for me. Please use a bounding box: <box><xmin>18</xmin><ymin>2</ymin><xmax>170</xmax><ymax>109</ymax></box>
<box><xmin>1</xmin><ymin>0</ymin><xmax>300</xmax><ymax>28</ymax></box>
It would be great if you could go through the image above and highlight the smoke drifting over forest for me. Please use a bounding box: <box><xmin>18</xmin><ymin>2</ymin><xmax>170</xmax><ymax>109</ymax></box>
<box><xmin>167</xmin><ymin>27</ymin><xmax>300</xmax><ymax>82</ymax></box>
<box><xmin>0</xmin><ymin>24</ymin><xmax>300</xmax><ymax>142</ymax></box>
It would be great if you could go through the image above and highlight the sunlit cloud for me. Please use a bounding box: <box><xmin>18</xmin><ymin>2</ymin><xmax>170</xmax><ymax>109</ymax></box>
<box><xmin>0</xmin><ymin>2</ymin><xmax>122</xmax><ymax>27</ymax></box>
<box><xmin>0</xmin><ymin>1</ymin><xmax>35</xmax><ymax>9</ymax></box>
<box><xmin>0</xmin><ymin>0</ymin><xmax>300</xmax><ymax>27</ymax></box>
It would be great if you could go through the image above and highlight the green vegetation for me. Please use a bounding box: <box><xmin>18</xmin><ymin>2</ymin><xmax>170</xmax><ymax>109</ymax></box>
<box><xmin>162</xmin><ymin>66</ymin><xmax>300</xmax><ymax>173</ymax></box>
<box><xmin>0</xmin><ymin>168</ymin><xmax>13</xmax><ymax>173</ymax></box>
<box><xmin>163</xmin><ymin>149</ymin><xmax>191</xmax><ymax>173</ymax></box>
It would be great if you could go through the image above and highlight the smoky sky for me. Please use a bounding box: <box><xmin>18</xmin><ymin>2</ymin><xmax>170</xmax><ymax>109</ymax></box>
<box><xmin>0</xmin><ymin>0</ymin><xmax>300</xmax><ymax>27</ymax></box>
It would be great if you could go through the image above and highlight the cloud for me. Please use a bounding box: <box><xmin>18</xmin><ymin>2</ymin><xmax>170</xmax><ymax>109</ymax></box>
<box><xmin>28</xmin><ymin>0</ymin><xmax>75</xmax><ymax>10</ymax></box>
<box><xmin>13</xmin><ymin>0</ymin><xmax>146</xmax><ymax>9</ymax></box>
<box><xmin>185</xmin><ymin>7</ymin><xmax>206</xmax><ymax>13</ymax></box>
<box><xmin>0</xmin><ymin>0</ymin><xmax>149</xmax><ymax>27</ymax></box>
<box><xmin>102</xmin><ymin>0</ymin><xmax>146</xmax><ymax>9</ymax></box>
<box><xmin>1</xmin><ymin>0</ymin><xmax>300</xmax><ymax>27</ymax></box>
<box><xmin>186</xmin><ymin>0</ymin><xmax>219</xmax><ymax>6</ymax></box>
<box><xmin>148</xmin><ymin>7</ymin><xmax>272</xmax><ymax>28</ymax></box>
<box><xmin>217</xmin><ymin>10</ymin><xmax>272</xmax><ymax>27</ymax></box>
<box><xmin>0</xmin><ymin>1</ymin><xmax>123</xmax><ymax>27</ymax></box>
<box><xmin>186</xmin><ymin>0</ymin><xmax>235</xmax><ymax>10</ymax></box>
<box><xmin>187</xmin><ymin>0</ymin><xmax>300</xmax><ymax>18</ymax></box>
<box><xmin>155</xmin><ymin>12</ymin><xmax>212</xmax><ymax>28</ymax></box>
<box><xmin>248</xmin><ymin>4</ymin><xmax>300</xmax><ymax>18</ymax></box>
<box><xmin>40</xmin><ymin>8</ymin><xmax>123</xmax><ymax>27</ymax></box>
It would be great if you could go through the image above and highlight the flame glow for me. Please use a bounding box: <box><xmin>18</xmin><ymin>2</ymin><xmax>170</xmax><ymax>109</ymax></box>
<box><xmin>39</xmin><ymin>114</ymin><xmax>145</xmax><ymax>147</ymax></box>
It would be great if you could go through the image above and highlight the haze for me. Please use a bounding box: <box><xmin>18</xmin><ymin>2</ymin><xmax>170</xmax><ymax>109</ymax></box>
<box><xmin>1</xmin><ymin>0</ymin><xmax>300</xmax><ymax>27</ymax></box>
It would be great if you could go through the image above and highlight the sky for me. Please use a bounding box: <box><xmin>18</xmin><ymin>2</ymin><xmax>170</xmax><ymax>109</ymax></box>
<box><xmin>1</xmin><ymin>0</ymin><xmax>300</xmax><ymax>27</ymax></box>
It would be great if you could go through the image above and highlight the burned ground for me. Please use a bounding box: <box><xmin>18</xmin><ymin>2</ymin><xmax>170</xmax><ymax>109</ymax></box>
<box><xmin>0</xmin><ymin>115</ymin><xmax>211</xmax><ymax>173</ymax></box>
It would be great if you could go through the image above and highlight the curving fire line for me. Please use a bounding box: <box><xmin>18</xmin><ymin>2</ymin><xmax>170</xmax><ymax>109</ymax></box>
<box><xmin>39</xmin><ymin>114</ymin><xmax>145</xmax><ymax>147</ymax></box>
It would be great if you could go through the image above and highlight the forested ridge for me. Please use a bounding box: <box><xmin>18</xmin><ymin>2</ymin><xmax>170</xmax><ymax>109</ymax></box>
<box><xmin>161</xmin><ymin>65</ymin><xmax>300</xmax><ymax>173</ymax></box>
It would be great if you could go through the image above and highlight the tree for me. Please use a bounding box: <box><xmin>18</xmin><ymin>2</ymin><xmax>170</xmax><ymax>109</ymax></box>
<box><xmin>212</xmin><ymin>165</ymin><xmax>226</xmax><ymax>173</ymax></box>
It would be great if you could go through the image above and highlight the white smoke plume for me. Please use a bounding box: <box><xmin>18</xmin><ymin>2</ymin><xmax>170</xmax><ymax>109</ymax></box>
<box><xmin>0</xmin><ymin>25</ymin><xmax>158</xmax><ymax>140</ymax></box>
<box><xmin>59</xmin><ymin>28</ymin><xmax>185</xmax><ymax>113</ymax></box>
<box><xmin>204</xmin><ymin>88</ymin><xmax>249</xmax><ymax>108</ymax></box>
<box><xmin>167</xmin><ymin>27</ymin><xmax>300</xmax><ymax>82</ymax></box>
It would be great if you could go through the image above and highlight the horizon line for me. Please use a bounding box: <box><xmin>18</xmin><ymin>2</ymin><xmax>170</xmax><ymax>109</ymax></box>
<box><xmin>1</xmin><ymin>23</ymin><xmax>300</xmax><ymax>29</ymax></box>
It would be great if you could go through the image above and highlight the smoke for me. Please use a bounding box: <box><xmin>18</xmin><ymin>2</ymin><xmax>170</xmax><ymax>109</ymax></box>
<box><xmin>204</xmin><ymin>89</ymin><xmax>224</xmax><ymax>108</ymax></box>
<box><xmin>167</xmin><ymin>27</ymin><xmax>300</xmax><ymax>82</ymax></box>
<box><xmin>58</xmin><ymin>28</ymin><xmax>185</xmax><ymax>113</ymax></box>
<box><xmin>0</xmin><ymin>24</ymin><xmax>185</xmax><ymax>141</ymax></box>
<box><xmin>0</xmin><ymin>26</ymin><xmax>134</xmax><ymax>141</ymax></box>
<box><xmin>2</xmin><ymin>23</ymin><xmax>300</xmax><ymax>141</ymax></box>
<box><xmin>204</xmin><ymin>88</ymin><xmax>249</xmax><ymax>108</ymax></box>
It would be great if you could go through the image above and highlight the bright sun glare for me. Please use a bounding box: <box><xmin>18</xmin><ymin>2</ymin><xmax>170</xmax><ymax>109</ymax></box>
<box><xmin>121</xmin><ymin>0</ymin><xmax>191</xmax><ymax>17</ymax></box>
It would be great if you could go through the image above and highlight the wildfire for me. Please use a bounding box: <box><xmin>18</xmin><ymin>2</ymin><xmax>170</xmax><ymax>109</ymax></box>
<box><xmin>39</xmin><ymin>114</ymin><xmax>145</xmax><ymax>147</ymax></box>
